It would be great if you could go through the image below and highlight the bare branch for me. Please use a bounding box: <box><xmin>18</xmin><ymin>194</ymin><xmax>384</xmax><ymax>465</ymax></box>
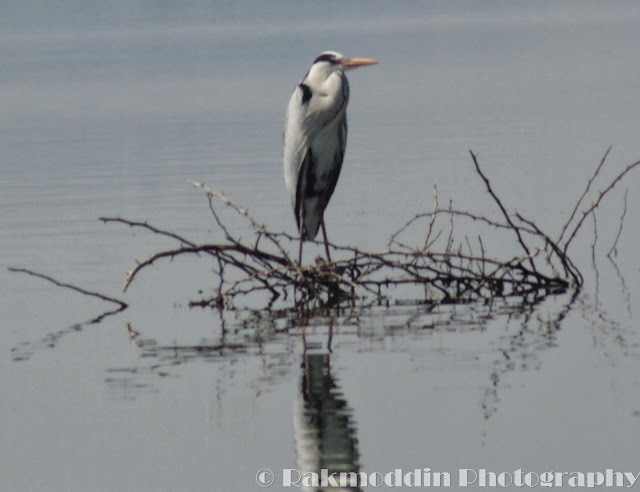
<box><xmin>562</xmin><ymin>158</ymin><xmax>640</xmax><ymax>255</ymax></box>
<box><xmin>100</xmin><ymin>217</ymin><xmax>197</xmax><ymax>247</ymax></box>
<box><xmin>557</xmin><ymin>146</ymin><xmax>611</xmax><ymax>246</ymax></box>
<box><xmin>95</xmin><ymin>150</ymin><xmax>638</xmax><ymax>312</ymax></box>
<box><xmin>8</xmin><ymin>267</ymin><xmax>128</xmax><ymax>319</ymax></box>
<box><xmin>469</xmin><ymin>150</ymin><xmax>538</xmax><ymax>275</ymax></box>
<box><xmin>607</xmin><ymin>187</ymin><xmax>629</xmax><ymax>259</ymax></box>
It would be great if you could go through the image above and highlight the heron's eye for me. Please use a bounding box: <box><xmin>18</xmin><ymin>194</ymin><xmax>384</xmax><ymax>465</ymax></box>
<box><xmin>313</xmin><ymin>54</ymin><xmax>339</xmax><ymax>65</ymax></box>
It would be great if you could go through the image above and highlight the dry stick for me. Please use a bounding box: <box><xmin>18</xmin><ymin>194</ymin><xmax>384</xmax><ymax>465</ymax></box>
<box><xmin>469</xmin><ymin>150</ymin><xmax>538</xmax><ymax>275</ymax></box>
<box><xmin>101</xmin><ymin>216</ymin><xmax>224</xmax><ymax>263</ymax></box>
<box><xmin>189</xmin><ymin>181</ymin><xmax>312</xmax><ymax>288</ymax></box>
<box><xmin>562</xmin><ymin>159</ymin><xmax>640</xmax><ymax>255</ymax></box>
<box><xmin>388</xmin><ymin>186</ymin><xmax>442</xmax><ymax>252</ymax></box>
<box><xmin>339</xmin><ymin>245</ymin><xmax>543</xmax><ymax>304</ymax></box>
<box><xmin>478</xmin><ymin>235</ymin><xmax>487</xmax><ymax>277</ymax></box>
<box><xmin>445</xmin><ymin>199</ymin><xmax>455</xmax><ymax>256</ymax></box>
<box><xmin>340</xmin><ymin>252</ymin><xmax>433</xmax><ymax>296</ymax></box>
<box><xmin>607</xmin><ymin>187</ymin><xmax>629</xmax><ymax>259</ymax></box>
<box><xmin>205</xmin><ymin>244</ymin><xmax>355</xmax><ymax>307</ymax></box>
<box><xmin>123</xmin><ymin>245</ymin><xmax>226</xmax><ymax>291</ymax></box>
<box><xmin>103</xmin><ymin>210</ymin><xmax>292</xmax><ymax>292</ymax></box>
<box><xmin>423</xmin><ymin>185</ymin><xmax>439</xmax><ymax>250</ymax></box>
<box><xmin>215</xmin><ymin>270</ymin><xmax>281</xmax><ymax>308</ymax></box>
<box><xmin>467</xmin><ymin>236</ymin><xmax>493</xmax><ymax>299</ymax></box>
<box><xmin>100</xmin><ymin>217</ymin><xmax>197</xmax><ymax>248</ymax></box>
<box><xmin>215</xmin><ymin>255</ymin><xmax>225</xmax><ymax>297</ymax></box>
<box><xmin>203</xmin><ymin>197</ymin><xmax>273</xmax><ymax>273</ymax></box>
<box><xmin>8</xmin><ymin>267</ymin><xmax>128</xmax><ymax>311</ymax></box>
<box><xmin>390</xmin><ymin>209</ymin><xmax>536</xmax><ymax>247</ymax></box>
<box><xmin>221</xmin><ymin>255</ymin><xmax>332</xmax><ymax>301</ymax></box>
<box><xmin>515</xmin><ymin>213</ymin><xmax>583</xmax><ymax>286</ymax></box>
<box><xmin>590</xmin><ymin>212</ymin><xmax>599</xmax><ymax>276</ymax></box>
<box><xmin>591</xmin><ymin>212</ymin><xmax>601</xmax><ymax>301</ymax></box>
<box><xmin>464</xmin><ymin>235</ymin><xmax>475</xmax><ymax>274</ymax></box>
<box><xmin>123</xmin><ymin>242</ymin><xmax>288</xmax><ymax>291</ymax></box>
<box><xmin>557</xmin><ymin>146</ymin><xmax>611</xmax><ymax>246</ymax></box>
<box><xmin>188</xmin><ymin>181</ymin><xmax>295</xmax><ymax>265</ymax></box>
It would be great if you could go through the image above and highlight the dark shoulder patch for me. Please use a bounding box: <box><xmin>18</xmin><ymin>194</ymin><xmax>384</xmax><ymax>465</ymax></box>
<box><xmin>299</xmin><ymin>83</ymin><xmax>312</xmax><ymax>105</ymax></box>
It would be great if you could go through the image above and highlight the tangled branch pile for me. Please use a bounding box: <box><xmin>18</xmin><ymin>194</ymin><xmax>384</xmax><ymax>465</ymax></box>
<box><xmin>102</xmin><ymin>150</ymin><xmax>638</xmax><ymax>311</ymax></box>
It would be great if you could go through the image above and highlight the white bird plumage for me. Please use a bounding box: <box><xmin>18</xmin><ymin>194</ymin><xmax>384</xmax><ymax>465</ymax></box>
<box><xmin>283</xmin><ymin>51</ymin><xmax>378</xmax><ymax>264</ymax></box>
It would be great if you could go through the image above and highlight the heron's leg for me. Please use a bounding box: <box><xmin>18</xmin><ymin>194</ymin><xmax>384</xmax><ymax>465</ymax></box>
<box><xmin>298</xmin><ymin>235</ymin><xmax>304</xmax><ymax>265</ymax></box>
<box><xmin>321</xmin><ymin>219</ymin><xmax>332</xmax><ymax>262</ymax></box>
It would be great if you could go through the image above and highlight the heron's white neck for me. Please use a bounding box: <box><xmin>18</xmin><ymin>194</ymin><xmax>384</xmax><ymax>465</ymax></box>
<box><xmin>304</xmin><ymin>63</ymin><xmax>344</xmax><ymax>96</ymax></box>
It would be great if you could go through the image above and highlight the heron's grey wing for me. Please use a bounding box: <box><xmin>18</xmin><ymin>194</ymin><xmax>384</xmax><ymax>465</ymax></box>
<box><xmin>294</xmin><ymin>148</ymin><xmax>314</xmax><ymax>234</ymax></box>
<box><xmin>319</xmin><ymin>116</ymin><xmax>348</xmax><ymax>209</ymax></box>
<box><xmin>283</xmin><ymin>85</ymin><xmax>311</xmax><ymax>211</ymax></box>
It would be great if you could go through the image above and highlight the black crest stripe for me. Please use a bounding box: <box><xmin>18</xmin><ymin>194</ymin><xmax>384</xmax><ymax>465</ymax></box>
<box><xmin>313</xmin><ymin>53</ymin><xmax>339</xmax><ymax>65</ymax></box>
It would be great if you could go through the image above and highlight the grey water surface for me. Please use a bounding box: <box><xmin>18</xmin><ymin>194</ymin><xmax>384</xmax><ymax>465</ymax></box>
<box><xmin>2</xmin><ymin>2</ymin><xmax>640</xmax><ymax>491</ymax></box>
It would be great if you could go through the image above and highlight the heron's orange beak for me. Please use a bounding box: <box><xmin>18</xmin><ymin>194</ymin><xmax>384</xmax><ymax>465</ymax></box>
<box><xmin>339</xmin><ymin>57</ymin><xmax>379</xmax><ymax>69</ymax></box>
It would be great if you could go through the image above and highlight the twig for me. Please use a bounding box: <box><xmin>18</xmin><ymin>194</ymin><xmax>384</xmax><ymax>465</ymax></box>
<box><xmin>607</xmin><ymin>187</ymin><xmax>628</xmax><ymax>259</ymax></box>
<box><xmin>591</xmin><ymin>212</ymin><xmax>600</xmax><ymax>303</ymax></box>
<box><xmin>469</xmin><ymin>150</ymin><xmax>538</xmax><ymax>275</ymax></box>
<box><xmin>562</xmin><ymin>158</ymin><xmax>640</xmax><ymax>255</ymax></box>
<box><xmin>8</xmin><ymin>267</ymin><xmax>128</xmax><ymax>312</ymax></box>
<box><xmin>515</xmin><ymin>213</ymin><xmax>583</xmax><ymax>286</ymax></box>
<box><xmin>557</xmin><ymin>146</ymin><xmax>611</xmax><ymax>246</ymax></box>
<box><xmin>423</xmin><ymin>185</ymin><xmax>439</xmax><ymax>250</ymax></box>
<box><xmin>591</xmin><ymin>212</ymin><xmax>599</xmax><ymax>277</ymax></box>
<box><xmin>100</xmin><ymin>217</ymin><xmax>197</xmax><ymax>247</ymax></box>
<box><xmin>123</xmin><ymin>242</ymin><xmax>289</xmax><ymax>291</ymax></box>
<box><xmin>189</xmin><ymin>181</ymin><xmax>293</xmax><ymax>260</ymax></box>
<box><xmin>478</xmin><ymin>235</ymin><xmax>486</xmax><ymax>277</ymax></box>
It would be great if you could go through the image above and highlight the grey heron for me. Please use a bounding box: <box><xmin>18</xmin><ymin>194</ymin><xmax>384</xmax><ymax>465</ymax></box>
<box><xmin>283</xmin><ymin>51</ymin><xmax>378</xmax><ymax>264</ymax></box>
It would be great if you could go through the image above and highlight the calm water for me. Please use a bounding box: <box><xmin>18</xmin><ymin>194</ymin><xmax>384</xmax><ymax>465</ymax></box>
<box><xmin>2</xmin><ymin>2</ymin><xmax>640</xmax><ymax>490</ymax></box>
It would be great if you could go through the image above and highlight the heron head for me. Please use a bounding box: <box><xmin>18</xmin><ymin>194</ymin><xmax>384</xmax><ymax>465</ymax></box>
<box><xmin>312</xmin><ymin>51</ymin><xmax>378</xmax><ymax>72</ymax></box>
